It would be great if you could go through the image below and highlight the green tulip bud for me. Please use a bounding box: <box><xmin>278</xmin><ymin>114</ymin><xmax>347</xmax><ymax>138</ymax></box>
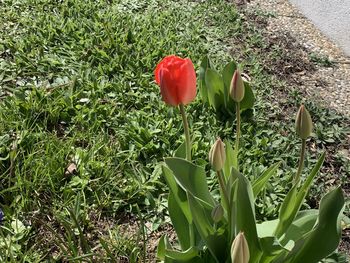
<box><xmin>211</xmin><ymin>204</ymin><xmax>224</xmax><ymax>223</ymax></box>
<box><xmin>295</xmin><ymin>105</ymin><xmax>313</xmax><ymax>139</ymax></box>
<box><xmin>231</xmin><ymin>232</ymin><xmax>250</xmax><ymax>263</ymax></box>
<box><xmin>209</xmin><ymin>138</ymin><xmax>226</xmax><ymax>171</ymax></box>
<box><xmin>230</xmin><ymin>69</ymin><xmax>245</xmax><ymax>103</ymax></box>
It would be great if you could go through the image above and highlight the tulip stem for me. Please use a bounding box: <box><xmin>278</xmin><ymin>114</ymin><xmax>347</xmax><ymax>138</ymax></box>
<box><xmin>235</xmin><ymin>102</ymin><xmax>241</xmax><ymax>171</ymax></box>
<box><xmin>217</xmin><ymin>170</ymin><xmax>232</xmax><ymax>241</ymax></box>
<box><xmin>295</xmin><ymin>139</ymin><xmax>306</xmax><ymax>184</ymax></box>
<box><xmin>217</xmin><ymin>170</ymin><xmax>229</xmax><ymax>209</ymax></box>
<box><xmin>179</xmin><ymin>104</ymin><xmax>191</xmax><ymax>161</ymax></box>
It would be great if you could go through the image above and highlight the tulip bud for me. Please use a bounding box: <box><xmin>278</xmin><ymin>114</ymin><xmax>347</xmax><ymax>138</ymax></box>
<box><xmin>211</xmin><ymin>204</ymin><xmax>224</xmax><ymax>223</ymax></box>
<box><xmin>231</xmin><ymin>232</ymin><xmax>250</xmax><ymax>263</ymax></box>
<box><xmin>295</xmin><ymin>105</ymin><xmax>313</xmax><ymax>139</ymax></box>
<box><xmin>230</xmin><ymin>69</ymin><xmax>245</xmax><ymax>103</ymax></box>
<box><xmin>209</xmin><ymin>138</ymin><xmax>226</xmax><ymax>171</ymax></box>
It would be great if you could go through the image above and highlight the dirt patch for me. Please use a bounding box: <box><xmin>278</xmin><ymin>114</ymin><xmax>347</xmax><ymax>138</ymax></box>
<box><xmin>236</xmin><ymin>0</ymin><xmax>350</xmax><ymax>257</ymax></box>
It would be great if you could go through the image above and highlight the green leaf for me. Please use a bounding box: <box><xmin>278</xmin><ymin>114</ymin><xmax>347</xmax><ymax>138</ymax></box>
<box><xmin>162</xmin><ymin>165</ymin><xmax>192</xmax><ymax>223</ymax></box>
<box><xmin>187</xmin><ymin>194</ymin><xmax>227</xmax><ymax>263</ymax></box>
<box><xmin>222</xmin><ymin>61</ymin><xmax>237</xmax><ymax>92</ymax></box>
<box><xmin>198</xmin><ymin>56</ymin><xmax>211</xmax><ymax>103</ymax></box>
<box><xmin>240</xmin><ymin>81</ymin><xmax>255</xmax><ymax>110</ymax></box>
<box><xmin>275</xmin><ymin>153</ymin><xmax>325</xmax><ymax>237</ymax></box>
<box><xmin>280</xmin><ymin>210</ymin><xmax>318</xmax><ymax>249</ymax></box>
<box><xmin>223</xmin><ymin>140</ymin><xmax>237</xmax><ymax>180</ymax></box>
<box><xmin>257</xmin><ymin>210</ymin><xmax>319</xmax><ymax>250</ymax></box>
<box><xmin>283</xmin><ymin>187</ymin><xmax>344</xmax><ymax>263</ymax></box>
<box><xmin>165</xmin><ymin>158</ymin><xmax>215</xmax><ymax>206</ymax></box>
<box><xmin>259</xmin><ymin>237</ymin><xmax>287</xmax><ymax>263</ymax></box>
<box><xmin>252</xmin><ymin>162</ymin><xmax>280</xmax><ymax>198</ymax></box>
<box><xmin>222</xmin><ymin>61</ymin><xmax>237</xmax><ymax>108</ymax></box>
<box><xmin>165</xmin><ymin>246</ymin><xmax>199</xmax><ymax>261</ymax></box>
<box><xmin>175</xmin><ymin>142</ymin><xmax>186</xmax><ymax>159</ymax></box>
<box><xmin>157</xmin><ymin>235</ymin><xmax>167</xmax><ymax>260</ymax></box>
<box><xmin>229</xmin><ymin>168</ymin><xmax>262</xmax><ymax>262</ymax></box>
<box><xmin>205</xmin><ymin>68</ymin><xmax>225</xmax><ymax>110</ymax></box>
<box><xmin>168</xmin><ymin>193</ymin><xmax>191</xmax><ymax>250</ymax></box>
<box><xmin>187</xmin><ymin>194</ymin><xmax>215</xmax><ymax>239</ymax></box>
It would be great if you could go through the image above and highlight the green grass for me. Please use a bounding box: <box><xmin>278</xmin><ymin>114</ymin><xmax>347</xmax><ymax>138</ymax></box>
<box><xmin>0</xmin><ymin>0</ymin><xmax>349</xmax><ymax>261</ymax></box>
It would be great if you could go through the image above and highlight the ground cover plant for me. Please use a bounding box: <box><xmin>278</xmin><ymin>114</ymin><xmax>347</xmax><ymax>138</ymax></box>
<box><xmin>0</xmin><ymin>0</ymin><xmax>349</xmax><ymax>261</ymax></box>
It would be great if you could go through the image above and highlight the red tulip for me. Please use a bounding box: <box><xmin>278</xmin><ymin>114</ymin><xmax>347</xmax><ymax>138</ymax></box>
<box><xmin>154</xmin><ymin>55</ymin><xmax>196</xmax><ymax>106</ymax></box>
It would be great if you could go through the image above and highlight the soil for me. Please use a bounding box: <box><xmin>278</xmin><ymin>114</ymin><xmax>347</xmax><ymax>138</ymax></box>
<box><xmin>239</xmin><ymin>0</ymin><xmax>350</xmax><ymax>257</ymax></box>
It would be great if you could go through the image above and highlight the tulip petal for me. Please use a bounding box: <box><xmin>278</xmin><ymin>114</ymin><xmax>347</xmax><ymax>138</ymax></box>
<box><xmin>160</xmin><ymin>68</ymin><xmax>180</xmax><ymax>106</ymax></box>
<box><xmin>155</xmin><ymin>55</ymin><xmax>196</xmax><ymax>106</ymax></box>
<box><xmin>154</xmin><ymin>55</ymin><xmax>179</xmax><ymax>85</ymax></box>
<box><xmin>177</xmin><ymin>59</ymin><xmax>197</xmax><ymax>105</ymax></box>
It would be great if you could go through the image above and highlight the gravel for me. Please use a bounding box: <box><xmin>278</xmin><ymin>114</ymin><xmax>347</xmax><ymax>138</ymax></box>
<box><xmin>246</xmin><ymin>0</ymin><xmax>350</xmax><ymax>117</ymax></box>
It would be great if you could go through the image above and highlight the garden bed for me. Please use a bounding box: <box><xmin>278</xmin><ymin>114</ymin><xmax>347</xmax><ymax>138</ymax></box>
<box><xmin>0</xmin><ymin>0</ymin><xmax>349</xmax><ymax>261</ymax></box>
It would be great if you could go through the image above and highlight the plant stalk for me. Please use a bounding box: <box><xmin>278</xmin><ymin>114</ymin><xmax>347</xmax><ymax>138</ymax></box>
<box><xmin>217</xmin><ymin>170</ymin><xmax>231</xmax><ymax>241</ymax></box>
<box><xmin>235</xmin><ymin>102</ymin><xmax>241</xmax><ymax>170</ymax></box>
<box><xmin>179</xmin><ymin>104</ymin><xmax>191</xmax><ymax>161</ymax></box>
<box><xmin>295</xmin><ymin>139</ymin><xmax>306</xmax><ymax>184</ymax></box>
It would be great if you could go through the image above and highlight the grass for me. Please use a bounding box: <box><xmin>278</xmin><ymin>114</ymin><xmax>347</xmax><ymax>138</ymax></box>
<box><xmin>0</xmin><ymin>0</ymin><xmax>349</xmax><ymax>261</ymax></box>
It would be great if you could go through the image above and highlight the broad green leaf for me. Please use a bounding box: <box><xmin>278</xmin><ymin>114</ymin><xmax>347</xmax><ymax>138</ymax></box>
<box><xmin>257</xmin><ymin>210</ymin><xmax>318</xmax><ymax>250</ymax></box>
<box><xmin>252</xmin><ymin>162</ymin><xmax>280</xmax><ymax>198</ymax></box>
<box><xmin>187</xmin><ymin>194</ymin><xmax>227</xmax><ymax>263</ymax></box>
<box><xmin>240</xmin><ymin>82</ymin><xmax>255</xmax><ymax>110</ymax></box>
<box><xmin>274</xmin><ymin>185</ymin><xmax>298</xmax><ymax>238</ymax></box>
<box><xmin>157</xmin><ymin>235</ymin><xmax>173</xmax><ymax>260</ymax></box>
<box><xmin>165</xmin><ymin>246</ymin><xmax>199</xmax><ymax>261</ymax></box>
<box><xmin>157</xmin><ymin>235</ymin><xmax>167</xmax><ymax>260</ymax></box>
<box><xmin>222</xmin><ymin>61</ymin><xmax>237</xmax><ymax>108</ymax></box>
<box><xmin>187</xmin><ymin>194</ymin><xmax>214</xmax><ymax>238</ymax></box>
<box><xmin>222</xmin><ymin>61</ymin><xmax>237</xmax><ymax>92</ymax></box>
<box><xmin>322</xmin><ymin>252</ymin><xmax>349</xmax><ymax>263</ymax></box>
<box><xmin>168</xmin><ymin>193</ymin><xmax>191</xmax><ymax>250</ymax></box>
<box><xmin>275</xmin><ymin>153</ymin><xmax>325</xmax><ymax>237</ymax></box>
<box><xmin>283</xmin><ymin>187</ymin><xmax>344</xmax><ymax>263</ymax></box>
<box><xmin>164</xmin><ymin>256</ymin><xmax>202</xmax><ymax>263</ymax></box>
<box><xmin>257</xmin><ymin>219</ymin><xmax>279</xmax><ymax>238</ymax></box>
<box><xmin>162</xmin><ymin>165</ymin><xmax>192</xmax><ymax>223</ymax></box>
<box><xmin>198</xmin><ymin>56</ymin><xmax>211</xmax><ymax>103</ymax></box>
<box><xmin>280</xmin><ymin>210</ymin><xmax>318</xmax><ymax>249</ymax></box>
<box><xmin>205</xmin><ymin>68</ymin><xmax>225</xmax><ymax>110</ymax></box>
<box><xmin>223</xmin><ymin>140</ymin><xmax>237</xmax><ymax>180</ymax></box>
<box><xmin>259</xmin><ymin>237</ymin><xmax>288</xmax><ymax>263</ymax></box>
<box><xmin>229</xmin><ymin>168</ymin><xmax>262</xmax><ymax>263</ymax></box>
<box><xmin>165</xmin><ymin>158</ymin><xmax>215</xmax><ymax>206</ymax></box>
<box><xmin>175</xmin><ymin>142</ymin><xmax>186</xmax><ymax>159</ymax></box>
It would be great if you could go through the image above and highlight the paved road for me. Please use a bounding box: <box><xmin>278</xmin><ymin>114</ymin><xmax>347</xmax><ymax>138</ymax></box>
<box><xmin>289</xmin><ymin>0</ymin><xmax>350</xmax><ymax>56</ymax></box>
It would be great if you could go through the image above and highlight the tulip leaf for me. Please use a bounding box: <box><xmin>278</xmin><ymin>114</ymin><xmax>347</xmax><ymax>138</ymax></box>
<box><xmin>222</xmin><ymin>61</ymin><xmax>237</xmax><ymax>92</ymax></box>
<box><xmin>199</xmin><ymin>56</ymin><xmax>211</xmax><ymax>103</ymax></box>
<box><xmin>223</xmin><ymin>140</ymin><xmax>237</xmax><ymax>180</ymax></box>
<box><xmin>279</xmin><ymin>210</ymin><xmax>318</xmax><ymax>249</ymax></box>
<box><xmin>252</xmin><ymin>162</ymin><xmax>280</xmax><ymax>198</ymax></box>
<box><xmin>259</xmin><ymin>237</ymin><xmax>288</xmax><ymax>263</ymax></box>
<box><xmin>187</xmin><ymin>194</ymin><xmax>227</xmax><ymax>263</ymax></box>
<box><xmin>174</xmin><ymin>142</ymin><xmax>186</xmax><ymax>159</ymax></box>
<box><xmin>275</xmin><ymin>152</ymin><xmax>325</xmax><ymax>237</ymax></box>
<box><xmin>282</xmin><ymin>187</ymin><xmax>344</xmax><ymax>263</ymax></box>
<box><xmin>165</xmin><ymin>246</ymin><xmax>199</xmax><ymax>261</ymax></box>
<box><xmin>165</xmin><ymin>158</ymin><xmax>215</xmax><ymax>206</ymax></box>
<box><xmin>240</xmin><ymin>81</ymin><xmax>255</xmax><ymax>110</ymax></box>
<box><xmin>222</xmin><ymin>60</ymin><xmax>237</xmax><ymax>108</ymax></box>
<box><xmin>205</xmin><ymin>68</ymin><xmax>225</xmax><ymax>110</ymax></box>
<box><xmin>162</xmin><ymin>165</ymin><xmax>192</xmax><ymax>223</ymax></box>
<box><xmin>229</xmin><ymin>168</ymin><xmax>262</xmax><ymax>263</ymax></box>
<box><xmin>157</xmin><ymin>235</ymin><xmax>172</xmax><ymax>260</ymax></box>
<box><xmin>168</xmin><ymin>192</ymin><xmax>191</xmax><ymax>250</ymax></box>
